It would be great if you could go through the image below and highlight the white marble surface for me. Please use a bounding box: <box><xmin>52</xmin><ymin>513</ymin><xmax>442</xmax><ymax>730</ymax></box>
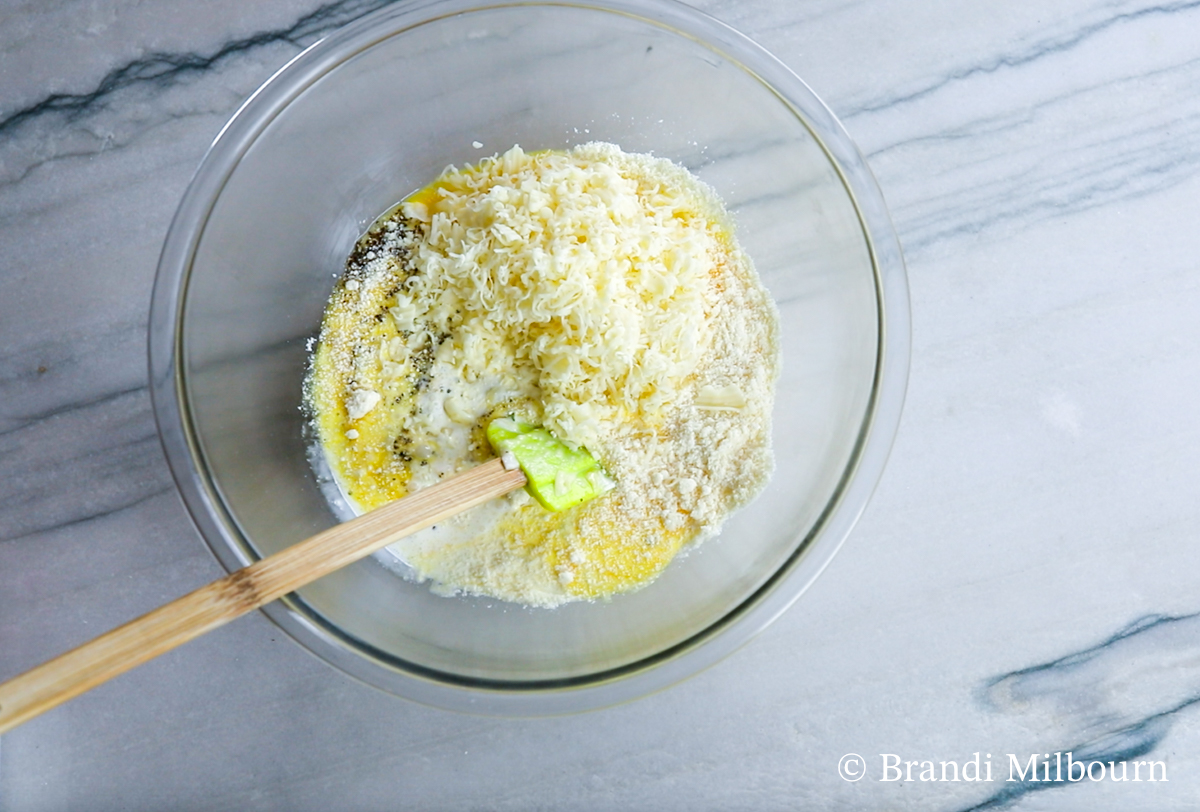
<box><xmin>3</xmin><ymin>0</ymin><xmax>1200</xmax><ymax>808</ymax></box>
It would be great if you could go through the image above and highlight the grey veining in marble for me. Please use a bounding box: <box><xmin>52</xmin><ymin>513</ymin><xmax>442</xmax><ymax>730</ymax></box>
<box><xmin>964</xmin><ymin>614</ymin><xmax>1200</xmax><ymax>809</ymax></box>
<box><xmin>4</xmin><ymin>0</ymin><xmax>1200</xmax><ymax>808</ymax></box>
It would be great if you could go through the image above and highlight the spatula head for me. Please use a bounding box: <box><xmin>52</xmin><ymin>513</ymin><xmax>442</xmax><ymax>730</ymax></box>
<box><xmin>486</xmin><ymin>417</ymin><xmax>614</xmax><ymax>511</ymax></box>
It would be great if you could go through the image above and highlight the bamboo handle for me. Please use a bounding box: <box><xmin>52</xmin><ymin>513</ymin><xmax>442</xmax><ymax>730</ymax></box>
<box><xmin>0</xmin><ymin>458</ymin><xmax>525</xmax><ymax>734</ymax></box>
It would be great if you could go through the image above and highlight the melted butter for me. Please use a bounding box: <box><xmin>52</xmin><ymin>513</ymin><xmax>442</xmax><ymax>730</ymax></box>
<box><xmin>309</xmin><ymin>252</ymin><xmax>415</xmax><ymax>511</ymax></box>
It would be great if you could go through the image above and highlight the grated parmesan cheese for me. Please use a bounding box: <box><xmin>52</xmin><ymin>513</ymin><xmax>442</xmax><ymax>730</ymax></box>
<box><xmin>345</xmin><ymin>388</ymin><xmax>380</xmax><ymax>420</ymax></box>
<box><xmin>393</xmin><ymin>143</ymin><xmax>715</xmax><ymax>451</ymax></box>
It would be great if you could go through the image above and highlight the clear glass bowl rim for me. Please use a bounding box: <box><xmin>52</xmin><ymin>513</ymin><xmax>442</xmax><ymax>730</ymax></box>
<box><xmin>148</xmin><ymin>0</ymin><xmax>911</xmax><ymax>716</ymax></box>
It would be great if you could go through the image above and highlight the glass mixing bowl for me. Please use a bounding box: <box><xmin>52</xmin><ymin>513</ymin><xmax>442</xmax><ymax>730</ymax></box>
<box><xmin>149</xmin><ymin>0</ymin><xmax>909</xmax><ymax>714</ymax></box>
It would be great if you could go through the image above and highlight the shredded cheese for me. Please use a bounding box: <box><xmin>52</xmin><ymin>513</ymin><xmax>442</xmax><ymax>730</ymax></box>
<box><xmin>395</xmin><ymin>143</ymin><xmax>715</xmax><ymax>450</ymax></box>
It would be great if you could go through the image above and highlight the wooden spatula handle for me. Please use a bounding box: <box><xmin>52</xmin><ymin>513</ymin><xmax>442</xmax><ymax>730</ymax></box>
<box><xmin>0</xmin><ymin>458</ymin><xmax>525</xmax><ymax>734</ymax></box>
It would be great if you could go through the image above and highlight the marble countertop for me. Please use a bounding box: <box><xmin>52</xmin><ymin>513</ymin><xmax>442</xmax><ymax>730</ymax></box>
<box><xmin>4</xmin><ymin>0</ymin><xmax>1200</xmax><ymax>808</ymax></box>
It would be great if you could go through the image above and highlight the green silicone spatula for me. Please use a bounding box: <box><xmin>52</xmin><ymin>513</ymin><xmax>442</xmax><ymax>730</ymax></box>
<box><xmin>0</xmin><ymin>421</ymin><xmax>608</xmax><ymax>734</ymax></box>
<box><xmin>486</xmin><ymin>416</ymin><xmax>614</xmax><ymax>511</ymax></box>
